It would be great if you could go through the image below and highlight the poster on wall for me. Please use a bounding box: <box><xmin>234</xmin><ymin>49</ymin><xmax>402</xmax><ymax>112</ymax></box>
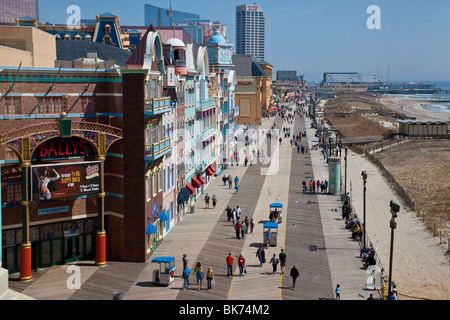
<box><xmin>31</xmin><ymin>161</ymin><xmax>102</xmax><ymax>201</ymax></box>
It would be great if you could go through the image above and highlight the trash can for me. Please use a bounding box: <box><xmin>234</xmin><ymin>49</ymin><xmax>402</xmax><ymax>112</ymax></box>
<box><xmin>190</xmin><ymin>205</ymin><xmax>195</xmax><ymax>214</ymax></box>
<box><xmin>113</xmin><ymin>292</ymin><xmax>123</xmax><ymax>300</ymax></box>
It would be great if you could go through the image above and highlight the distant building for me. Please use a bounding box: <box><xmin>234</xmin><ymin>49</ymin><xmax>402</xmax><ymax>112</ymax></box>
<box><xmin>144</xmin><ymin>4</ymin><xmax>200</xmax><ymax>27</ymax></box>
<box><xmin>235</xmin><ymin>4</ymin><xmax>265</xmax><ymax>61</ymax></box>
<box><xmin>323</xmin><ymin>72</ymin><xmax>383</xmax><ymax>83</ymax></box>
<box><xmin>0</xmin><ymin>0</ymin><xmax>39</xmax><ymax>25</ymax></box>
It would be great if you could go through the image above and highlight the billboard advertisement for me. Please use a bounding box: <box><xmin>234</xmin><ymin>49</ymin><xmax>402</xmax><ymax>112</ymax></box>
<box><xmin>31</xmin><ymin>161</ymin><xmax>102</xmax><ymax>201</ymax></box>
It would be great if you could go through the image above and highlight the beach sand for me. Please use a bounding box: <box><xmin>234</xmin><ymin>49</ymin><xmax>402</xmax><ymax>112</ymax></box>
<box><xmin>378</xmin><ymin>96</ymin><xmax>450</xmax><ymax>121</ymax></box>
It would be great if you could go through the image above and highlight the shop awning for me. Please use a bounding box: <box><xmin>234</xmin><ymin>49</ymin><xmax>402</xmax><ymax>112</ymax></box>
<box><xmin>185</xmin><ymin>182</ymin><xmax>195</xmax><ymax>194</ymax></box>
<box><xmin>159</xmin><ymin>211</ymin><xmax>169</xmax><ymax>222</ymax></box>
<box><xmin>146</xmin><ymin>223</ymin><xmax>157</xmax><ymax>235</ymax></box>
<box><xmin>197</xmin><ymin>175</ymin><xmax>206</xmax><ymax>185</ymax></box>
<box><xmin>206</xmin><ymin>165</ymin><xmax>215</xmax><ymax>176</ymax></box>
<box><xmin>191</xmin><ymin>176</ymin><xmax>201</xmax><ymax>188</ymax></box>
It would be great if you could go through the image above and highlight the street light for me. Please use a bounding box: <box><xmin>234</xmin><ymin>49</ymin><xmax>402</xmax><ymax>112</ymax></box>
<box><xmin>344</xmin><ymin>147</ymin><xmax>348</xmax><ymax>197</ymax></box>
<box><xmin>388</xmin><ymin>200</ymin><xmax>400</xmax><ymax>297</ymax></box>
<box><xmin>361</xmin><ymin>171</ymin><xmax>368</xmax><ymax>249</ymax></box>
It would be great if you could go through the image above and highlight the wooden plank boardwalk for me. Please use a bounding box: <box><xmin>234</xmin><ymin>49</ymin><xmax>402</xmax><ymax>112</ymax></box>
<box><xmin>7</xmin><ymin>114</ymin><xmax>373</xmax><ymax>301</ymax></box>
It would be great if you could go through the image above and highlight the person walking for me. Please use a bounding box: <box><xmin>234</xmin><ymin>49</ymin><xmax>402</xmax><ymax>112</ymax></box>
<box><xmin>335</xmin><ymin>284</ymin><xmax>341</xmax><ymax>300</ymax></box>
<box><xmin>250</xmin><ymin>218</ymin><xmax>255</xmax><ymax>233</ymax></box>
<box><xmin>244</xmin><ymin>156</ymin><xmax>248</xmax><ymax>167</ymax></box>
<box><xmin>256</xmin><ymin>246</ymin><xmax>265</xmax><ymax>267</ymax></box>
<box><xmin>182</xmin><ymin>264</ymin><xmax>191</xmax><ymax>290</ymax></box>
<box><xmin>204</xmin><ymin>193</ymin><xmax>210</xmax><ymax>209</ymax></box>
<box><xmin>232</xmin><ymin>208</ymin><xmax>237</xmax><ymax>226</ymax></box>
<box><xmin>226</xmin><ymin>253</ymin><xmax>234</xmax><ymax>277</ymax></box>
<box><xmin>182</xmin><ymin>253</ymin><xmax>188</xmax><ymax>269</ymax></box>
<box><xmin>290</xmin><ymin>265</ymin><xmax>299</xmax><ymax>290</ymax></box>
<box><xmin>279</xmin><ymin>249</ymin><xmax>287</xmax><ymax>275</ymax></box>
<box><xmin>270</xmin><ymin>254</ymin><xmax>279</xmax><ymax>274</ymax></box>
<box><xmin>226</xmin><ymin>206</ymin><xmax>232</xmax><ymax>222</ymax></box>
<box><xmin>235</xmin><ymin>181</ymin><xmax>240</xmax><ymax>194</ymax></box>
<box><xmin>240</xmin><ymin>220</ymin><xmax>246</xmax><ymax>239</ymax></box>
<box><xmin>206</xmin><ymin>266</ymin><xmax>214</xmax><ymax>291</ymax></box>
<box><xmin>212</xmin><ymin>195</ymin><xmax>217</xmax><ymax>209</ymax></box>
<box><xmin>193</xmin><ymin>262</ymin><xmax>203</xmax><ymax>291</ymax></box>
<box><xmin>238</xmin><ymin>254</ymin><xmax>246</xmax><ymax>277</ymax></box>
<box><xmin>228</xmin><ymin>175</ymin><xmax>233</xmax><ymax>189</ymax></box>
<box><xmin>249</xmin><ymin>155</ymin><xmax>253</xmax><ymax>166</ymax></box>
<box><xmin>234</xmin><ymin>221</ymin><xmax>241</xmax><ymax>240</ymax></box>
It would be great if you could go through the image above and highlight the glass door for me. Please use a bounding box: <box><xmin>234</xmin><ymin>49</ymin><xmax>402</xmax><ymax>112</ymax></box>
<box><xmin>64</xmin><ymin>236</ymin><xmax>80</xmax><ymax>263</ymax></box>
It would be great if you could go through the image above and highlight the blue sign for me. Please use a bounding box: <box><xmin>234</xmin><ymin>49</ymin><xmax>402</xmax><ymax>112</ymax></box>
<box><xmin>38</xmin><ymin>206</ymin><xmax>70</xmax><ymax>216</ymax></box>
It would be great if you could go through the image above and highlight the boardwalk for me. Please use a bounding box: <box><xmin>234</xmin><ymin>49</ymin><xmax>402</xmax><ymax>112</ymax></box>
<box><xmin>8</xmin><ymin>107</ymin><xmax>373</xmax><ymax>301</ymax></box>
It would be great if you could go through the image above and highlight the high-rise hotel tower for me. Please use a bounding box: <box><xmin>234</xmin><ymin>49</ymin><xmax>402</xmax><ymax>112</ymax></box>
<box><xmin>235</xmin><ymin>4</ymin><xmax>265</xmax><ymax>61</ymax></box>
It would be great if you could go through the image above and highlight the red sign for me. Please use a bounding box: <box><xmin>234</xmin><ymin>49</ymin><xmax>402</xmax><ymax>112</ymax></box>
<box><xmin>33</xmin><ymin>137</ymin><xmax>93</xmax><ymax>161</ymax></box>
<box><xmin>238</xmin><ymin>81</ymin><xmax>253</xmax><ymax>86</ymax></box>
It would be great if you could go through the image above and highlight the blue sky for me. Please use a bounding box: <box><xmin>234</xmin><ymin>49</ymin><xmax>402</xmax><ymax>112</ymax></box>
<box><xmin>37</xmin><ymin>0</ymin><xmax>450</xmax><ymax>82</ymax></box>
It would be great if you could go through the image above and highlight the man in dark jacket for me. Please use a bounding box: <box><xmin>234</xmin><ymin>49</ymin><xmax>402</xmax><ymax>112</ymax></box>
<box><xmin>290</xmin><ymin>265</ymin><xmax>300</xmax><ymax>289</ymax></box>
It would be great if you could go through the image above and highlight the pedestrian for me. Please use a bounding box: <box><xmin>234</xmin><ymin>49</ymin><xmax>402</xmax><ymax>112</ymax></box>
<box><xmin>244</xmin><ymin>157</ymin><xmax>248</xmax><ymax>167</ymax></box>
<box><xmin>279</xmin><ymin>249</ymin><xmax>286</xmax><ymax>274</ymax></box>
<box><xmin>236</xmin><ymin>206</ymin><xmax>241</xmax><ymax>220</ymax></box>
<box><xmin>228</xmin><ymin>175</ymin><xmax>232</xmax><ymax>189</ymax></box>
<box><xmin>302</xmin><ymin>180</ymin><xmax>306</xmax><ymax>192</ymax></box>
<box><xmin>212</xmin><ymin>195</ymin><xmax>217</xmax><ymax>208</ymax></box>
<box><xmin>196</xmin><ymin>265</ymin><xmax>204</xmax><ymax>291</ymax></box>
<box><xmin>238</xmin><ymin>254</ymin><xmax>246</xmax><ymax>277</ymax></box>
<box><xmin>250</xmin><ymin>218</ymin><xmax>255</xmax><ymax>233</ymax></box>
<box><xmin>240</xmin><ymin>220</ymin><xmax>245</xmax><ymax>239</ymax></box>
<box><xmin>226</xmin><ymin>206</ymin><xmax>232</xmax><ymax>221</ymax></box>
<box><xmin>232</xmin><ymin>208</ymin><xmax>237</xmax><ymax>225</ymax></box>
<box><xmin>182</xmin><ymin>253</ymin><xmax>188</xmax><ymax>269</ymax></box>
<box><xmin>204</xmin><ymin>193</ymin><xmax>210</xmax><ymax>209</ymax></box>
<box><xmin>256</xmin><ymin>246</ymin><xmax>266</xmax><ymax>267</ymax></box>
<box><xmin>234</xmin><ymin>176</ymin><xmax>239</xmax><ymax>187</ymax></box>
<box><xmin>194</xmin><ymin>262</ymin><xmax>204</xmax><ymax>291</ymax></box>
<box><xmin>244</xmin><ymin>216</ymin><xmax>249</xmax><ymax>233</ymax></box>
<box><xmin>235</xmin><ymin>182</ymin><xmax>239</xmax><ymax>194</ymax></box>
<box><xmin>249</xmin><ymin>155</ymin><xmax>253</xmax><ymax>166</ymax></box>
<box><xmin>226</xmin><ymin>253</ymin><xmax>234</xmax><ymax>277</ymax></box>
<box><xmin>234</xmin><ymin>222</ymin><xmax>241</xmax><ymax>240</ymax></box>
<box><xmin>290</xmin><ymin>265</ymin><xmax>299</xmax><ymax>290</ymax></box>
<box><xmin>270</xmin><ymin>254</ymin><xmax>279</xmax><ymax>274</ymax></box>
<box><xmin>335</xmin><ymin>284</ymin><xmax>341</xmax><ymax>300</ymax></box>
<box><xmin>182</xmin><ymin>264</ymin><xmax>191</xmax><ymax>290</ymax></box>
<box><xmin>206</xmin><ymin>266</ymin><xmax>214</xmax><ymax>291</ymax></box>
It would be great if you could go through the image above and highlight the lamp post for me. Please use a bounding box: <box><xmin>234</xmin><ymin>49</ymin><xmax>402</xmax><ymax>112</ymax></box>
<box><xmin>388</xmin><ymin>201</ymin><xmax>400</xmax><ymax>297</ymax></box>
<box><xmin>361</xmin><ymin>171</ymin><xmax>367</xmax><ymax>249</ymax></box>
<box><xmin>344</xmin><ymin>147</ymin><xmax>348</xmax><ymax>197</ymax></box>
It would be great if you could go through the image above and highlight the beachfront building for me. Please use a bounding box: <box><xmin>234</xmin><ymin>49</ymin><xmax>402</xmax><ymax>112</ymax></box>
<box><xmin>123</xmin><ymin>25</ymin><xmax>172</xmax><ymax>261</ymax></box>
<box><xmin>207</xmin><ymin>29</ymin><xmax>237</xmax><ymax>171</ymax></box>
<box><xmin>0</xmin><ymin>26</ymin><xmax>125</xmax><ymax>277</ymax></box>
<box><xmin>235</xmin><ymin>4</ymin><xmax>266</xmax><ymax>62</ymax></box>
<box><xmin>233</xmin><ymin>54</ymin><xmax>273</xmax><ymax>125</ymax></box>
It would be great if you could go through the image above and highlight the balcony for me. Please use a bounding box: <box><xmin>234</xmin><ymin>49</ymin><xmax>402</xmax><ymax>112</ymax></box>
<box><xmin>196</xmin><ymin>98</ymin><xmax>216</xmax><ymax>112</ymax></box>
<box><xmin>144</xmin><ymin>97</ymin><xmax>171</xmax><ymax>117</ymax></box>
<box><xmin>145</xmin><ymin>137</ymin><xmax>171</xmax><ymax>164</ymax></box>
<box><xmin>196</xmin><ymin>125</ymin><xmax>216</xmax><ymax>141</ymax></box>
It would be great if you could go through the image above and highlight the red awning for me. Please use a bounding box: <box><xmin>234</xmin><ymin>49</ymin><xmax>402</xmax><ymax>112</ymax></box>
<box><xmin>197</xmin><ymin>175</ymin><xmax>206</xmax><ymax>185</ymax></box>
<box><xmin>185</xmin><ymin>182</ymin><xmax>195</xmax><ymax>194</ymax></box>
<box><xmin>191</xmin><ymin>176</ymin><xmax>201</xmax><ymax>188</ymax></box>
<box><xmin>206</xmin><ymin>165</ymin><xmax>215</xmax><ymax>176</ymax></box>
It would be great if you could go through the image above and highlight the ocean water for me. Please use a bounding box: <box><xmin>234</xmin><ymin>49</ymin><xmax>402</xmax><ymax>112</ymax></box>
<box><xmin>382</xmin><ymin>81</ymin><xmax>450</xmax><ymax>113</ymax></box>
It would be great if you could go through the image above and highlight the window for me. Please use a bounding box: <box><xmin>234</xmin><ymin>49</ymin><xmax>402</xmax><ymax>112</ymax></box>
<box><xmin>6</xmin><ymin>184</ymin><xmax>21</xmax><ymax>203</ymax></box>
<box><xmin>5</xmin><ymin>147</ymin><xmax>17</xmax><ymax>160</ymax></box>
<box><xmin>152</xmin><ymin>174</ymin><xmax>156</xmax><ymax>197</ymax></box>
<box><xmin>158</xmin><ymin>169</ymin><xmax>163</xmax><ymax>192</ymax></box>
<box><xmin>36</xmin><ymin>97</ymin><xmax>67</xmax><ymax>114</ymax></box>
<box><xmin>146</xmin><ymin>177</ymin><xmax>151</xmax><ymax>201</ymax></box>
<box><xmin>4</xmin><ymin>97</ymin><xmax>21</xmax><ymax>115</ymax></box>
<box><xmin>81</xmin><ymin>96</ymin><xmax>94</xmax><ymax>113</ymax></box>
<box><xmin>151</xmin><ymin>79</ymin><xmax>157</xmax><ymax>99</ymax></box>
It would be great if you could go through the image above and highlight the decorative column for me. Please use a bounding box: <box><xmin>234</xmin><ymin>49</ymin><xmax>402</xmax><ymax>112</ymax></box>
<box><xmin>95</xmin><ymin>132</ymin><xmax>107</xmax><ymax>267</ymax></box>
<box><xmin>19</xmin><ymin>136</ymin><xmax>32</xmax><ymax>281</ymax></box>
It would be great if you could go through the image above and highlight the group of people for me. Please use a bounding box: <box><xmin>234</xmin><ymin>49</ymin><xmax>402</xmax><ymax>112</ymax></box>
<box><xmin>301</xmin><ymin>179</ymin><xmax>329</xmax><ymax>193</ymax></box>
<box><xmin>226</xmin><ymin>205</ymin><xmax>255</xmax><ymax>240</ymax></box>
<box><xmin>203</xmin><ymin>193</ymin><xmax>217</xmax><ymax>209</ymax></box>
<box><xmin>182</xmin><ymin>254</ymin><xmax>214</xmax><ymax>291</ymax></box>
<box><xmin>222</xmin><ymin>175</ymin><xmax>241</xmax><ymax>194</ymax></box>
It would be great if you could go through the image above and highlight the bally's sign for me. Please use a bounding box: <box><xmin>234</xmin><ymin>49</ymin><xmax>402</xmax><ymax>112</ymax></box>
<box><xmin>33</xmin><ymin>137</ymin><xmax>95</xmax><ymax>161</ymax></box>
